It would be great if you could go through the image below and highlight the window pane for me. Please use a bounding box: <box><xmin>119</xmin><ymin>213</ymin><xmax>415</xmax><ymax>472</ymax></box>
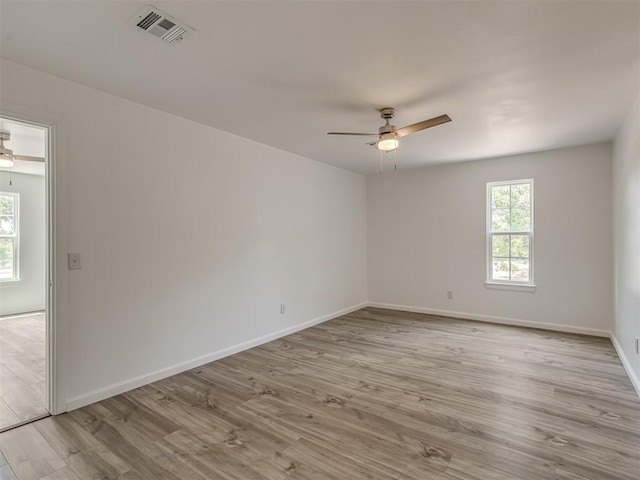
<box><xmin>487</xmin><ymin>180</ymin><xmax>533</xmax><ymax>285</ymax></box>
<box><xmin>511</xmin><ymin>258</ymin><xmax>530</xmax><ymax>282</ymax></box>
<box><xmin>491</xmin><ymin>185</ymin><xmax>510</xmax><ymax>209</ymax></box>
<box><xmin>0</xmin><ymin>215</ymin><xmax>14</xmax><ymax>235</ymax></box>
<box><xmin>0</xmin><ymin>196</ymin><xmax>14</xmax><ymax>216</ymax></box>
<box><xmin>0</xmin><ymin>237</ymin><xmax>14</xmax><ymax>279</ymax></box>
<box><xmin>511</xmin><ymin>183</ymin><xmax>531</xmax><ymax>209</ymax></box>
<box><xmin>492</xmin><ymin>234</ymin><xmax>509</xmax><ymax>257</ymax></box>
<box><xmin>511</xmin><ymin>208</ymin><xmax>530</xmax><ymax>231</ymax></box>
<box><xmin>492</xmin><ymin>209</ymin><xmax>510</xmax><ymax>231</ymax></box>
<box><xmin>492</xmin><ymin>258</ymin><xmax>510</xmax><ymax>280</ymax></box>
<box><xmin>510</xmin><ymin>235</ymin><xmax>529</xmax><ymax>258</ymax></box>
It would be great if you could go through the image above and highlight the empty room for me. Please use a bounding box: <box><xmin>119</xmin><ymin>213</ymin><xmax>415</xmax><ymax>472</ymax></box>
<box><xmin>0</xmin><ymin>1</ymin><xmax>638</xmax><ymax>479</ymax></box>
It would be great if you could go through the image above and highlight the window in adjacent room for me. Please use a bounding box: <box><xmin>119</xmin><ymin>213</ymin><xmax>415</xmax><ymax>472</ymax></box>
<box><xmin>0</xmin><ymin>192</ymin><xmax>19</xmax><ymax>281</ymax></box>
<box><xmin>486</xmin><ymin>179</ymin><xmax>533</xmax><ymax>285</ymax></box>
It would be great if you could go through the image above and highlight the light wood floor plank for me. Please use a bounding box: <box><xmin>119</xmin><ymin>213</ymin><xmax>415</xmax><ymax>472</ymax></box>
<box><xmin>0</xmin><ymin>464</ymin><xmax>18</xmax><ymax>480</ymax></box>
<box><xmin>0</xmin><ymin>307</ymin><xmax>638</xmax><ymax>480</ymax></box>
<box><xmin>0</xmin><ymin>424</ymin><xmax>66</xmax><ymax>480</ymax></box>
<box><xmin>0</xmin><ymin>313</ymin><xmax>46</xmax><ymax>430</ymax></box>
<box><xmin>37</xmin><ymin>468</ymin><xmax>80</xmax><ymax>480</ymax></box>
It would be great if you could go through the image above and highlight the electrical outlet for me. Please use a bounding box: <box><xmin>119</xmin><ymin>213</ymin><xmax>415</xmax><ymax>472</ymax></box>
<box><xmin>280</xmin><ymin>303</ymin><xmax>286</xmax><ymax>315</ymax></box>
<box><xmin>447</xmin><ymin>291</ymin><xmax>454</xmax><ymax>300</ymax></box>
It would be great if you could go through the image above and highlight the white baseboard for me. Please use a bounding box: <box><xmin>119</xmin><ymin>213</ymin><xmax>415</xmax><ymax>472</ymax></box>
<box><xmin>0</xmin><ymin>307</ymin><xmax>46</xmax><ymax>318</ymax></box>
<box><xmin>366</xmin><ymin>302</ymin><xmax>611</xmax><ymax>337</ymax></box>
<box><xmin>65</xmin><ymin>302</ymin><xmax>367</xmax><ymax>411</ymax></box>
<box><xmin>610</xmin><ymin>334</ymin><xmax>640</xmax><ymax>398</ymax></box>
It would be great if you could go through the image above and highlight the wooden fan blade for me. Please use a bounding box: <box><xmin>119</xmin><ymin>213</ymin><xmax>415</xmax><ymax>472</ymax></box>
<box><xmin>327</xmin><ymin>132</ymin><xmax>378</xmax><ymax>136</ymax></box>
<box><xmin>13</xmin><ymin>155</ymin><xmax>45</xmax><ymax>162</ymax></box>
<box><xmin>395</xmin><ymin>114</ymin><xmax>451</xmax><ymax>138</ymax></box>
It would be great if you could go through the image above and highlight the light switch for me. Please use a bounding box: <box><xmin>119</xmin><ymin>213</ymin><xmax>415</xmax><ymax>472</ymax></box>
<box><xmin>68</xmin><ymin>253</ymin><xmax>82</xmax><ymax>270</ymax></box>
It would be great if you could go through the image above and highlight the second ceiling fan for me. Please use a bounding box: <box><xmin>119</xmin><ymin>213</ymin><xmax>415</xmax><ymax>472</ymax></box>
<box><xmin>328</xmin><ymin>107</ymin><xmax>451</xmax><ymax>152</ymax></box>
<box><xmin>0</xmin><ymin>131</ymin><xmax>45</xmax><ymax>168</ymax></box>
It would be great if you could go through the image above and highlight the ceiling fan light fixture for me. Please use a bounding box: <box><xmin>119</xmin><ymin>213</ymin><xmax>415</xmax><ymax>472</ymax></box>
<box><xmin>377</xmin><ymin>133</ymin><xmax>399</xmax><ymax>152</ymax></box>
<box><xmin>0</xmin><ymin>157</ymin><xmax>14</xmax><ymax>168</ymax></box>
<box><xmin>0</xmin><ymin>142</ymin><xmax>14</xmax><ymax>167</ymax></box>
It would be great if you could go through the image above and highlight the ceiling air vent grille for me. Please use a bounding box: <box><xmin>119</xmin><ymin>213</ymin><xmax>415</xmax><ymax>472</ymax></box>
<box><xmin>137</xmin><ymin>12</ymin><xmax>161</xmax><ymax>30</ymax></box>
<box><xmin>131</xmin><ymin>5</ymin><xmax>194</xmax><ymax>44</ymax></box>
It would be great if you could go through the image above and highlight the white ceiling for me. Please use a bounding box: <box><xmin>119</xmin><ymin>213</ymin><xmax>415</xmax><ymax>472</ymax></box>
<box><xmin>0</xmin><ymin>118</ymin><xmax>46</xmax><ymax>176</ymax></box>
<box><xmin>1</xmin><ymin>1</ymin><xmax>638</xmax><ymax>174</ymax></box>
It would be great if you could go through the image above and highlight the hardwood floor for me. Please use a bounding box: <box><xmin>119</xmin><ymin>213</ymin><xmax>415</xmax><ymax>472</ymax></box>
<box><xmin>0</xmin><ymin>313</ymin><xmax>47</xmax><ymax>431</ymax></box>
<box><xmin>1</xmin><ymin>307</ymin><xmax>639</xmax><ymax>480</ymax></box>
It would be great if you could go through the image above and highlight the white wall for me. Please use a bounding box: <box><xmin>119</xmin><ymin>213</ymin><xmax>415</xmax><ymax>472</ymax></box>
<box><xmin>0</xmin><ymin>59</ymin><xmax>367</xmax><ymax>411</ymax></box>
<box><xmin>0</xmin><ymin>55</ymin><xmax>628</xmax><ymax>410</ymax></box>
<box><xmin>0</xmin><ymin>171</ymin><xmax>46</xmax><ymax>315</ymax></box>
<box><xmin>613</xmin><ymin>93</ymin><xmax>640</xmax><ymax>392</ymax></box>
<box><xmin>368</xmin><ymin>144</ymin><xmax>613</xmax><ymax>335</ymax></box>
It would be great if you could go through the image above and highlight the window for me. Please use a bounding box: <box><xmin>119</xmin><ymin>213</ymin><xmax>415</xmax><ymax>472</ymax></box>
<box><xmin>487</xmin><ymin>180</ymin><xmax>533</xmax><ymax>285</ymax></box>
<box><xmin>0</xmin><ymin>192</ymin><xmax>19</xmax><ymax>281</ymax></box>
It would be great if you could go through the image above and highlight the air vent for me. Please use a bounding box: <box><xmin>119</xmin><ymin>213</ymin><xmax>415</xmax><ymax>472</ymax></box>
<box><xmin>131</xmin><ymin>5</ymin><xmax>194</xmax><ymax>44</ymax></box>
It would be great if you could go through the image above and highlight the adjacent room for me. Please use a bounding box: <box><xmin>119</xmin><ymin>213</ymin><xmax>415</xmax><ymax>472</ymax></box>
<box><xmin>0</xmin><ymin>118</ymin><xmax>48</xmax><ymax>431</ymax></box>
<box><xmin>0</xmin><ymin>1</ymin><xmax>638</xmax><ymax>479</ymax></box>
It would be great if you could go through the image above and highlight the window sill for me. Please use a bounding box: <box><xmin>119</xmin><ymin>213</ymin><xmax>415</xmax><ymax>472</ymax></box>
<box><xmin>0</xmin><ymin>278</ymin><xmax>21</xmax><ymax>287</ymax></box>
<box><xmin>484</xmin><ymin>281</ymin><xmax>536</xmax><ymax>292</ymax></box>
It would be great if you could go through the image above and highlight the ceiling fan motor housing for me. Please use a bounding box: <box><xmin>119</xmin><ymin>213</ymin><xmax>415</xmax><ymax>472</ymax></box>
<box><xmin>378</xmin><ymin>108</ymin><xmax>397</xmax><ymax>136</ymax></box>
<box><xmin>378</xmin><ymin>124</ymin><xmax>396</xmax><ymax>135</ymax></box>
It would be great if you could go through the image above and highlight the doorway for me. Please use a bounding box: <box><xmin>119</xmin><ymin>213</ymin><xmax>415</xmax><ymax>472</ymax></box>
<box><xmin>0</xmin><ymin>117</ymin><xmax>50</xmax><ymax>430</ymax></box>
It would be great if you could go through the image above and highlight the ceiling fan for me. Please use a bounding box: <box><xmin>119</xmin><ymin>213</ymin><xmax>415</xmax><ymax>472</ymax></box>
<box><xmin>328</xmin><ymin>107</ymin><xmax>451</xmax><ymax>152</ymax></box>
<box><xmin>0</xmin><ymin>131</ymin><xmax>45</xmax><ymax>168</ymax></box>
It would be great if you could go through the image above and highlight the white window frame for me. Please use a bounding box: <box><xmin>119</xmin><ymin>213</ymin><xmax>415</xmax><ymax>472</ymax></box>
<box><xmin>485</xmin><ymin>179</ymin><xmax>535</xmax><ymax>290</ymax></box>
<box><xmin>0</xmin><ymin>191</ymin><xmax>20</xmax><ymax>282</ymax></box>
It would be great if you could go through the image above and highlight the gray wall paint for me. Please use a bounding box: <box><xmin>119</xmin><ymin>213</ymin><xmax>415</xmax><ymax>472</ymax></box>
<box><xmin>368</xmin><ymin>143</ymin><xmax>613</xmax><ymax>333</ymax></box>
<box><xmin>0</xmin><ymin>59</ymin><xmax>367</xmax><ymax>410</ymax></box>
<box><xmin>613</xmin><ymin>93</ymin><xmax>640</xmax><ymax>387</ymax></box>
